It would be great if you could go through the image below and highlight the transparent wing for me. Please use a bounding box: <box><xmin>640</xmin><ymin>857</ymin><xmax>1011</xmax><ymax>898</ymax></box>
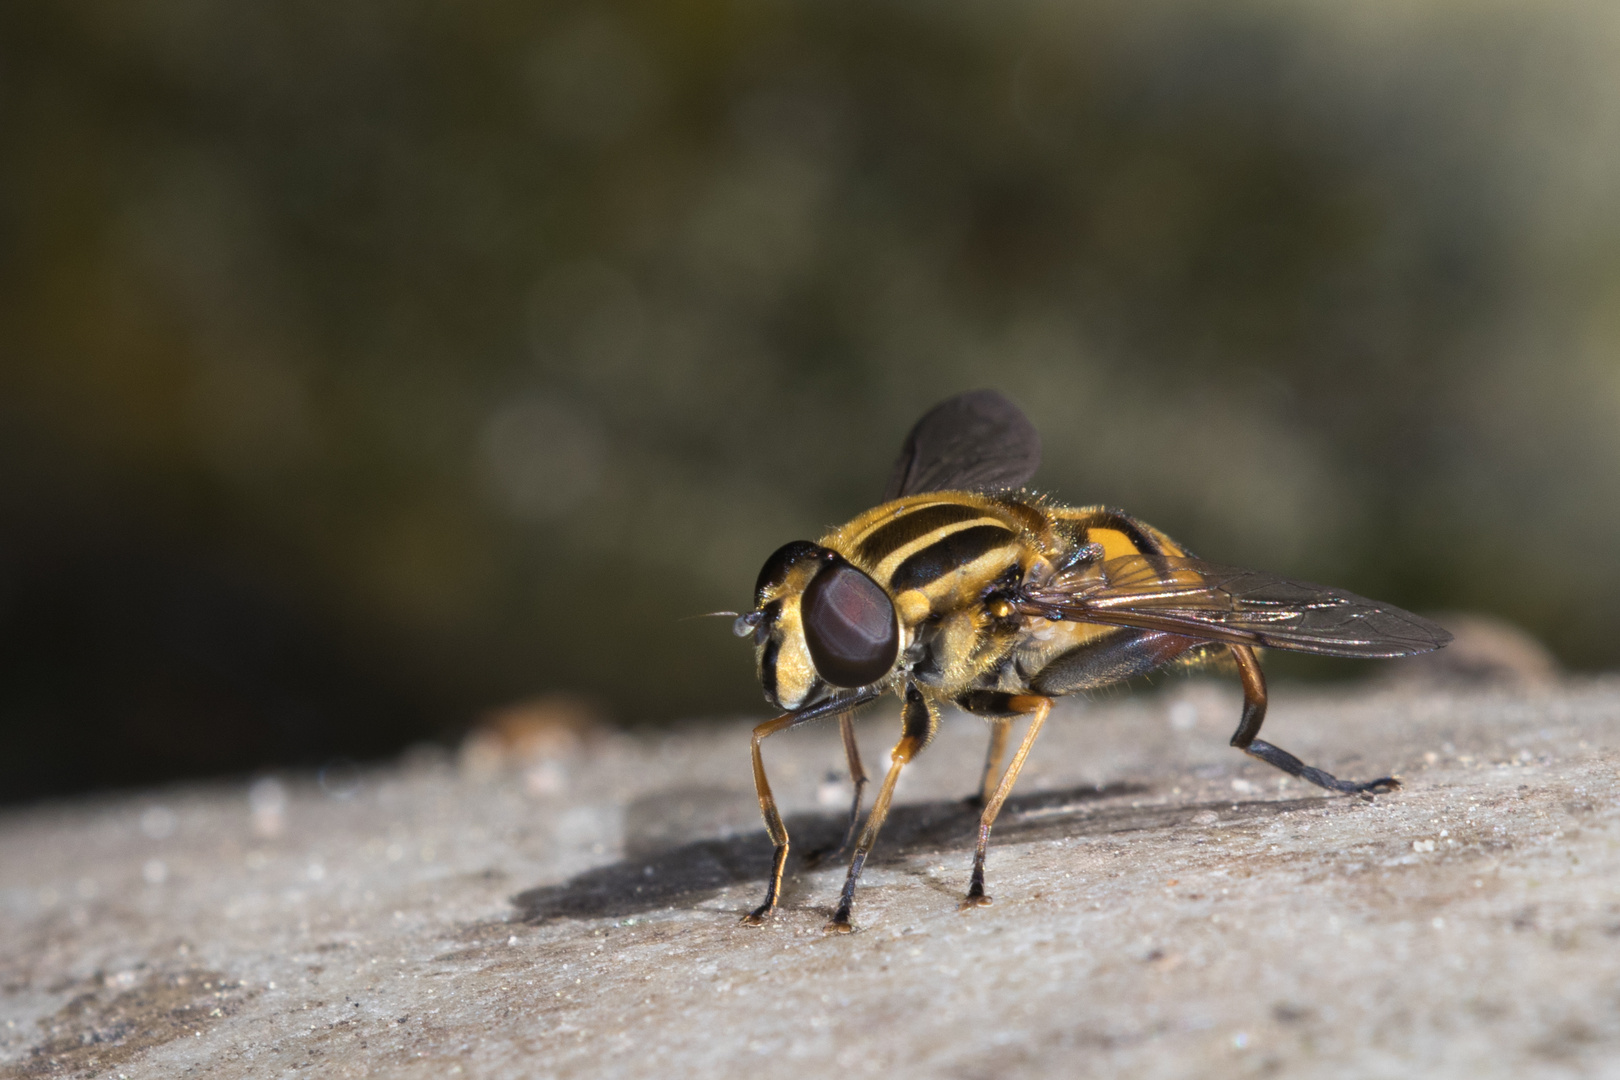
<box><xmin>1016</xmin><ymin>555</ymin><xmax>1452</xmax><ymax>658</ymax></box>
<box><xmin>881</xmin><ymin>389</ymin><xmax>1041</xmax><ymax>501</ymax></box>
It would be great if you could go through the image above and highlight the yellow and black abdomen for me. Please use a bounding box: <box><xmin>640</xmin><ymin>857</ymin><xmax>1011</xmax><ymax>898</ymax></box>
<box><xmin>1049</xmin><ymin>504</ymin><xmax>1191</xmax><ymax>562</ymax></box>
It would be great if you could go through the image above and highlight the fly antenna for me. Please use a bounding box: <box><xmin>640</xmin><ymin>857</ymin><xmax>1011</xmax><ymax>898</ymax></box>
<box><xmin>680</xmin><ymin>610</ymin><xmax>741</xmax><ymax>622</ymax></box>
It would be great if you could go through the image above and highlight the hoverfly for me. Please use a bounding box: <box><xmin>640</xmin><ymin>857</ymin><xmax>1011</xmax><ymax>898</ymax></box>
<box><xmin>733</xmin><ymin>390</ymin><xmax>1450</xmax><ymax>932</ymax></box>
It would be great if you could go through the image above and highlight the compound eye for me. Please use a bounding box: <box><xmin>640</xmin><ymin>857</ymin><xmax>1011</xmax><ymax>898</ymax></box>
<box><xmin>801</xmin><ymin>560</ymin><xmax>899</xmax><ymax>688</ymax></box>
<box><xmin>755</xmin><ymin>540</ymin><xmax>820</xmax><ymax>605</ymax></box>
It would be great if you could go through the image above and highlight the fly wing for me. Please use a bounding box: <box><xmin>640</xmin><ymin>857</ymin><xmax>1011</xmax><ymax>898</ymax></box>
<box><xmin>881</xmin><ymin>389</ymin><xmax>1041</xmax><ymax>501</ymax></box>
<box><xmin>1017</xmin><ymin>555</ymin><xmax>1452</xmax><ymax>658</ymax></box>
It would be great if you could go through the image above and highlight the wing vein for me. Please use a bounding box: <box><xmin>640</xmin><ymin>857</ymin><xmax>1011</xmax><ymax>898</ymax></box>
<box><xmin>1016</xmin><ymin>555</ymin><xmax>1451</xmax><ymax>659</ymax></box>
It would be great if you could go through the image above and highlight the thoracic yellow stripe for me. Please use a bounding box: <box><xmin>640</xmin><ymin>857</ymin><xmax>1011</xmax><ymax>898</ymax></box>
<box><xmin>852</xmin><ymin>501</ymin><xmax>988</xmax><ymax>560</ymax></box>
<box><xmin>869</xmin><ymin>515</ymin><xmax>1011</xmax><ymax>583</ymax></box>
<box><xmin>891</xmin><ymin>527</ymin><xmax>1020</xmax><ymax>607</ymax></box>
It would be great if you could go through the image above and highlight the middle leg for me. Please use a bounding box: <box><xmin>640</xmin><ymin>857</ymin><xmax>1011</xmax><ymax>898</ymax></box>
<box><xmin>976</xmin><ymin>717</ymin><xmax>1012</xmax><ymax>806</ymax></box>
<box><xmin>825</xmin><ymin>682</ymin><xmax>938</xmax><ymax>933</ymax></box>
<box><xmin>961</xmin><ymin>694</ymin><xmax>1051</xmax><ymax>909</ymax></box>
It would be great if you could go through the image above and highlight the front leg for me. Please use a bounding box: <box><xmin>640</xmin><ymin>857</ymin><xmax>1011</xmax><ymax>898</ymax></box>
<box><xmin>740</xmin><ymin>692</ymin><xmax>881</xmax><ymax>925</ymax></box>
<box><xmin>806</xmin><ymin>711</ymin><xmax>868</xmax><ymax>867</ymax></box>
<box><xmin>740</xmin><ymin>711</ymin><xmax>803</xmax><ymax>925</ymax></box>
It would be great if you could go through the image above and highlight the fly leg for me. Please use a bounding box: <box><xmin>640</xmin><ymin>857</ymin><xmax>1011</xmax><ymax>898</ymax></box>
<box><xmin>961</xmin><ymin>694</ymin><xmax>1051</xmax><ymax>909</ymax></box>
<box><xmin>837</xmin><ymin>711</ymin><xmax>869</xmax><ymax>854</ymax></box>
<box><xmin>1228</xmin><ymin>644</ymin><xmax>1398</xmax><ymax>794</ymax></box>
<box><xmin>740</xmin><ymin>711</ymin><xmax>805</xmax><ymax>925</ymax></box>
<box><xmin>806</xmin><ymin>711</ymin><xmax>868</xmax><ymax>867</ymax></box>
<box><xmin>826</xmin><ymin>683</ymin><xmax>938</xmax><ymax>933</ymax></box>
<box><xmin>976</xmin><ymin>717</ymin><xmax>1012</xmax><ymax>807</ymax></box>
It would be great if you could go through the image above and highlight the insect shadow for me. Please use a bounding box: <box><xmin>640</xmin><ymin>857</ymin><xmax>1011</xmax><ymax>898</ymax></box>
<box><xmin>510</xmin><ymin>783</ymin><xmax>1326</xmax><ymax>924</ymax></box>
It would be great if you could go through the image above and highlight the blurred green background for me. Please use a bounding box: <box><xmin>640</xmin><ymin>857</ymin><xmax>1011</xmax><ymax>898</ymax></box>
<box><xmin>3</xmin><ymin>0</ymin><xmax>1618</xmax><ymax>802</ymax></box>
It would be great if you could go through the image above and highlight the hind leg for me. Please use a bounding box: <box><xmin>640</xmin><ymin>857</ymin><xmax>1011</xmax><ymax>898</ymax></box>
<box><xmin>1227</xmin><ymin>645</ymin><xmax>1398</xmax><ymax>794</ymax></box>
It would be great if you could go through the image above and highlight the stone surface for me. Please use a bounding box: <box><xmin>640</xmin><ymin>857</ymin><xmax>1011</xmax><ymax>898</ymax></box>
<box><xmin>4</xmin><ymin>677</ymin><xmax>1620</xmax><ymax>1078</ymax></box>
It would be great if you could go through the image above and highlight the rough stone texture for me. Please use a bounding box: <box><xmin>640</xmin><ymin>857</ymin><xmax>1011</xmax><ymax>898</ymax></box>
<box><xmin>3</xmin><ymin>677</ymin><xmax>1620</xmax><ymax>1078</ymax></box>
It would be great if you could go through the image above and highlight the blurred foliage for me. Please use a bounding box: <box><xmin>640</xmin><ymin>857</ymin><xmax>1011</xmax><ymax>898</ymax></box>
<box><xmin>2</xmin><ymin>0</ymin><xmax>1619</xmax><ymax>799</ymax></box>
